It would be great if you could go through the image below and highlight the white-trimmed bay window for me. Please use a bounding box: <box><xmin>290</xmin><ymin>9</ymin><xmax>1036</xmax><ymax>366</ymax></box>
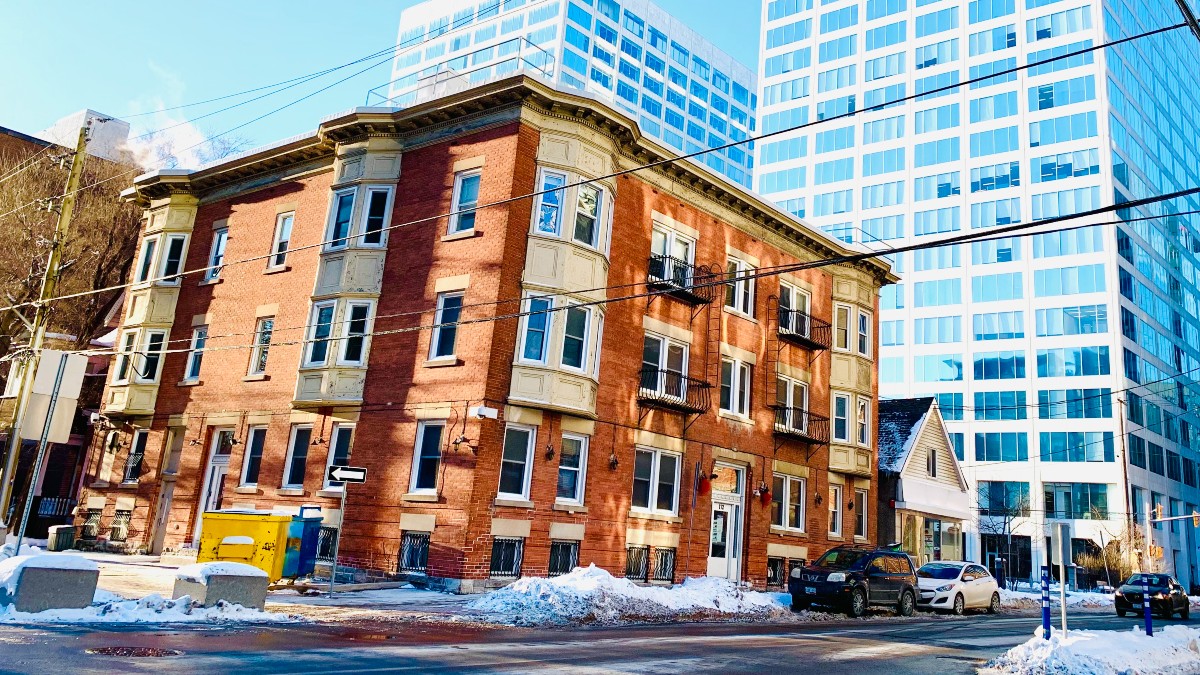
<box><xmin>556</xmin><ymin>433</ymin><xmax>588</xmax><ymax>505</ymax></box>
<box><xmin>304</xmin><ymin>301</ymin><xmax>337</xmax><ymax>366</ymax></box>
<box><xmin>359</xmin><ymin>186</ymin><xmax>393</xmax><ymax>246</ymax></box>
<box><xmin>113</xmin><ymin>330</ymin><xmax>138</xmax><ymax>384</ymax></box>
<box><xmin>832</xmin><ymin>392</ymin><xmax>851</xmax><ymax>442</ymax></box>
<box><xmin>498</xmin><ymin>424</ymin><xmax>535</xmax><ymax>500</ymax></box>
<box><xmin>719</xmin><ymin>357</ymin><xmax>752</xmax><ymax>417</ymax></box>
<box><xmin>560</xmin><ymin>305</ymin><xmax>590</xmax><ymax>371</ymax></box>
<box><xmin>857</xmin><ymin>309</ymin><xmax>872</xmax><ymax>357</ymax></box>
<box><xmin>159</xmin><ymin>234</ymin><xmax>188</xmax><ymax>285</ymax></box>
<box><xmin>771</xmin><ymin>474</ymin><xmax>806</xmax><ymax>531</ymax></box>
<box><xmin>134</xmin><ymin>236</ymin><xmax>158</xmax><ymax>283</ymax></box>
<box><xmin>449</xmin><ymin>169</ymin><xmax>482</xmax><ymax>233</ymax></box>
<box><xmin>530</xmin><ymin>168</ymin><xmax>609</xmax><ymax>251</ymax></box>
<box><xmin>834</xmin><ymin>303</ymin><xmax>852</xmax><ymax>350</ymax></box>
<box><xmin>518</xmin><ymin>295</ymin><xmax>553</xmax><ymax>364</ymax></box>
<box><xmin>326</xmin><ymin>189</ymin><xmax>356</xmax><ymax>250</ymax></box>
<box><xmin>134</xmin><ymin>330</ymin><xmax>167</xmax><ymax>384</ymax></box>
<box><xmin>631</xmin><ymin>447</ymin><xmax>680</xmax><ymax>515</ymax></box>
<box><xmin>338</xmin><ymin>301</ymin><xmax>374</xmax><ymax>366</ymax></box>
<box><xmin>533</xmin><ymin>169</ymin><xmax>568</xmax><ymax>235</ymax></box>
<box><xmin>857</xmin><ymin>396</ymin><xmax>871</xmax><ymax>446</ymax></box>
<box><xmin>572</xmin><ymin>184</ymin><xmax>603</xmax><ymax>247</ymax></box>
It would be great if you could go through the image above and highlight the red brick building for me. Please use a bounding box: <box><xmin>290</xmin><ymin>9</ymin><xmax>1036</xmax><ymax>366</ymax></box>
<box><xmin>78</xmin><ymin>77</ymin><xmax>895</xmax><ymax>591</ymax></box>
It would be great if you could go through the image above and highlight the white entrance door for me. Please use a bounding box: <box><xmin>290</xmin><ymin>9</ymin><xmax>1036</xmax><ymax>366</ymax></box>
<box><xmin>707</xmin><ymin>464</ymin><xmax>744</xmax><ymax>580</ymax></box>
<box><xmin>192</xmin><ymin>429</ymin><xmax>233</xmax><ymax>546</ymax></box>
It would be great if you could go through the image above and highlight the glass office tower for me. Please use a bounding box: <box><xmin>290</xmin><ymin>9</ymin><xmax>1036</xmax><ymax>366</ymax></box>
<box><xmin>756</xmin><ymin>0</ymin><xmax>1200</xmax><ymax>587</ymax></box>
<box><xmin>380</xmin><ymin>0</ymin><xmax>758</xmax><ymax>188</ymax></box>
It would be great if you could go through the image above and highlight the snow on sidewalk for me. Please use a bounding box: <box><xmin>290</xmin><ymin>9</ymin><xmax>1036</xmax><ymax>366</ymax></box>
<box><xmin>984</xmin><ymin>625</ymin><xmax>1200</xmax><ymax>675</ymax></box>
<box><xmin>999</xmin><ymin>588</ymin><xmax>1116</xmax><ymax>610</ymax></box>
<box><xmin>466</xmin><ymin>564</ymin><xmax>792</xmax><ymax>626</ymax></box>
<box><xmin>1</xmin><ymin>588</ymin><xmax>300</xmax><ymax>625</ymax></box>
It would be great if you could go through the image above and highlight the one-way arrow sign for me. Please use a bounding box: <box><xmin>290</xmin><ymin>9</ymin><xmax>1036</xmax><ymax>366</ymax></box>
<box><xmin>327</xmin><ymin>465</ymin><xmax>368</xmax><ymax>484</ymax></box>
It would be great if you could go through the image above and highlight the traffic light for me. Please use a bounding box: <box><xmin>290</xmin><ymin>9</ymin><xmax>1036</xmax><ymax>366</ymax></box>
<box><xmin>1194</xmin><ymin>511</ymin><xmax>1199</xmax><ymax>528</ymax></box>
<box><xmin>1155</xmin><ymin>503</ymin><xmax>1164</xmax><ymax>520</ymax></box>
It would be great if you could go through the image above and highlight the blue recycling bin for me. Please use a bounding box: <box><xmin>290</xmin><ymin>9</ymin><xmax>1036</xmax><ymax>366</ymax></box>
<box><xmin>281</xmin><ymin>506</ymin><xmax>324</xmax><ymax>579</ymax></box>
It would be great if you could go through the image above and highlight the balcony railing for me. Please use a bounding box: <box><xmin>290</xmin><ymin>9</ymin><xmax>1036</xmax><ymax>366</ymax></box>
<box><xmin>777</xmin><ymin>307</ymin><xmax>832</xmax><ymax>350</ymax></box>
<box><xmin>647</xmin><ymin>255</ymin><xmax>716</xmax><ymax>305</ymax></box>
<box><xmin>773</xmin><ymin>407</ymin><xmax>831</xmax><ymax>444</ymax></box>
<box><xmin>637</xmin><ymin>367</ymin><xmax>711</xmax><ymax>414</ymax></box>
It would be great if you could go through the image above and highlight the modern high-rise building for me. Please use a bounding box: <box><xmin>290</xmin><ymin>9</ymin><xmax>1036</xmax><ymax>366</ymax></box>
<box><xmin>755</xmin><ymin>0</ymin><xmax>1200</xmax><ymax>588</ymax></box>
<box><xmin>377</xmin><ymin>0</ymin><xmax>758</xmax><ymax>188</ymax></box>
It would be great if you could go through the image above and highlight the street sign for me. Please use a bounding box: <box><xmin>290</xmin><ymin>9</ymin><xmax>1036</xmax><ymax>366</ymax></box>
<box><xmin>326</xmin><ymin>465</ymin><xmax>367</xmax><ymax>484</ymax></box>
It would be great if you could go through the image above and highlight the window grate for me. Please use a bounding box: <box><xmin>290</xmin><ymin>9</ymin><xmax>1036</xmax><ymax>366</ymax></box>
<box><xmin>767</xmin><ymin>557</ymin><xmax>785</xmax><ymax>586</ymax></box>
<box><xmin>625</xmin><ymin>545</ymin><xmax>650</xmax><ymax>582</ymax></box>
<box><xmin>548</xmin><ymin>541</ymin><xmax>579</xmax><ymax>577</ymax></box>
<box><xmin>122</xmin><ymin>452</ymin><xmax>144</xmax><ymax>484</ymax></box>
<box><xmin>315</xmin><ymin>526</ymin><xmax>339</xmax><ymax>564</ymax></box>
<box><xmin>490</xmin><ymin>537</ymin><xmax>524</xmax><ymax>579</ymax></box>
<box><xmin>651</xmin><ymin>547</ymin><xmax>676</xmax><ymax>582</ymax></box>
<box><xmin>81</xmin><ymin>508</ymin><xmax>103</xmax><ymax>540</ymax></box>
<box><xmin>399</xmin><ymin>531</ymin><xmax>430</xmax><ymax>574</ymax></box>
<box><xmin>110</xmin><ymin>510</ymin><xmax>132</xmax><ymax>542</ymax></box>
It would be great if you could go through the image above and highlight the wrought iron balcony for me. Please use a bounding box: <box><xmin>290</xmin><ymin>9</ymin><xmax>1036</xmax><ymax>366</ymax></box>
<box><xmin>773</xmin><ymin>407</ymin><xmax>830</xmax><ymax>444</ymax></box>
<box><xmin>647</xmin><ymin>255</ymin><xmax>715</xmax><ymax>305</ymax></box>
<box><xmin>637</xmin><ymin>367</ymin><xmax>711</xmax><ymax>414</ymax></box>
<box><xmin>777</xmin><ymin>307</ymin><xmax>832</xmax><ymax>350</ymax></box>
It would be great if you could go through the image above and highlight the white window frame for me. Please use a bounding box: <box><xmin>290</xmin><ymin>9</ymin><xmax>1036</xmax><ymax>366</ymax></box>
<box><xmin>857</xmin><ymin>309</ymin><xmax>873</xmax><ymax>357</ymax></box>
<box><xmin>559</xmin><ymin>305</ymin><xmax>591</xmax><ymax>372</ymax></box>
<box><xmin>517</xmin><ymin>295</ymin><xmax>553</xmax><ymax>365</ymax></box>
<box><xmin>248</xmin><ymin>317</ymin><xmax>273</xmax><ymax>375</ymax></box>
<box><xmin>430</xmin><ymin>291</ymin><xmax>465</xmax><ymax>360</ymax></box>
<box><xmin>157</xmin><ymin>233</ymin><xmax>189</xmax><ymax>285</ymax></box>
<box><xmin>556</xmin><ymin>432</ymin><xmax>589</xmax><ymax>506</ymax></box>
<box><xmin>651</xmin><ymin>226</ymin><xmax>696</xmax><ymax>266</ymax></box>
<box><xmin>927</xmin><ymin>445</ymin><xmax>937</xmax><ymax>477</ymax></box>
<box><xmin>358</xmin><ymin>185</ymin><xmax>394</xmax><ymax>247</ymax></box>
<box><xmin>268</xmin><ymin>212</ymin><xmax>294</xmax><ymax>268</ymax></box>
<box><xmin>719</xmin><ymin>357</ymin><xmax>752</xmax><ymax>418</ymax></box>
<box><xmin>532</xmin><ymin>168</ymin><xmax>568</xmax><ymax>236</ymax></box>
<box><xmin>775</xmin><ymin>374</ymin><xmax>809</xmax><ymax>431</ymax></box>
<box><xmin>855</xmin><ymin>488</ymin><xmax>868</xmax><ymax>539</ymax></box>
<box><xmin>591</xmin><ymin>313</ymin><xmax>605</xmax><ymax>379</ymax></box>
<box><xmin>829</xmin><ymin>484</ymin><xmax>844</xmax><ymax>537</ymax></box>
<box><xmin>184</xmin><ymin>326</ymin><xmax>207</xmax><ymax>382</ymax></box>
<box><xmin>282</xmin><ymin>424</ymin><xmax>313</xmax><ymax>489</ymax></box>
<box><xmin>113</xmin><ymin>329</ymin><xmax>139</xmax><ymax>385</ymax></box>
<box><xmin>448</xmin><ymin>169</ymin><xmax>482</xmax><ymax>234</ymax></box>
<box><xmin>832</xmin><ymin>392</ymin><xmax>852</xmax><ymax>442</ymax></box>
<box><xmin>337</xmin><ymin>300</ymin><xmax>375</xmax><ymax>366</ymax></box>
<box><xmin>772</xmin><ymin>473</ymin><xmax>807</xmax><ymax>532</ymax></box>
<box><xmin>641</xmin><ymin>332</ymin><xmax>690</xmax><ymax>398</ymax></box>
<box><xmin>304</xmin><ymin>301</ymin><xmax>337</xmax><ymax>367</ymax></box>
<box><xmin>240</xmin><ymin>425</ymin><xmax>268</xmax><ymax>487</ymax></box>
<box><xmin>133</xmin><ymin>330</ymin><xmax>167</xmax><ymax>384</ymax></box>
<box><xmin>779</xmin><ymin>282</ymin><xmax>811</xmax><ymax>336</ymax></box>
<box><xmin>724</xmin><ymin>257</ymin><xmax>755</xmax><ymax>317</ymax></box>
<box><xmin>134</xmin><ymin>235</ymin><xmax>160</xmax><ymax>284</ymax></box>
<box><xmin>857</xmin><ymin>396</ymin><xmax>871</xmax><ymax>447</ymax></box>
<box><xmin>497</xmin><ymin>423</ymin><xmax>536</xmax><ymax>501</ymax></box>
<box><xmin>204</xmin><ymin>227</ymin><xmax>228</xmax><ymax>282</ymax></box>
<box><xmin>325</xmin><ymin>188</ymin><xmax>357</xmax><ymax>251</ymax></box>
<box><xmin>630</xmin><ymin>447</ymin><xmax>682</xmax><ymax>516</ymax></box>
<box><xmin>323</xmin><ymin>423</ymin><xmax>356</xmax><ymax>490</ymax></box>
<box><xmin>833</xmin><ymin>303</ymin><xmax>852</xmax><ymax>351</ymax></box>
<box><xmin>409</xmin><ymin>420</ymin><xmax>445</xmax><ymax>495</ymax></box>
<box><xmin>572</xmin><ymin>183</ymin><xmax>604</xmax><ymax>248</ymax></box>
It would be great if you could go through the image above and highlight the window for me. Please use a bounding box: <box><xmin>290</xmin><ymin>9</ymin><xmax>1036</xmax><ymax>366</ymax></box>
<box><xmin>304</xmin><ymin>302</ymin><xmax>336</xmax><ymax>366</ymax></box>
<box><xmin>916</xmin><ymin>7</ymin><xmax>958</xmax><ymax>37</ymax></box>
<box><xmin>204</xmin><ymin>226</ymin><xmax>228</xmax><ymax>282</ymax></box>
<box><xmin>339</xmin><ymin>301</ymin><xmax>372</xmax><ymax>365</ymax></box>
<box><xmin>113</xmin><ymin>330</ymin><xmax>138</xmax><ymax>384</ymax></box>
<box><xmin>724</xmin><ymin>258</ymin><xmax>755</xmax><ymax>316</ymax></box>
<box><xmin>269</xmin><ymin>213</ymin><xmax>293</xmax><ymax>267</ymax></box>
<box><xmin>490</xmin><ymin>537</ymin><xmax>524</xmax><ymax>578</ymax></box>
<box><xmin>519</xmin><ymin>296</ymin><xmax>552</xmax><ymax>363</ymax></box>
<box><xmin>975</xmin><ymin>390</ymin><xmax>1028</xmax><ymax>420</ymax></box>
<box><xmin>410</xmin><ymin>421</ymin><xmax>444</xmax><ymax>494</ymax></box>
<box><xmin>771</xmin><ymin>474</ymin><xmax>807</xmax><ymax>531</ymax></box>
<box><xmin>573</xmin><ymin>184</ymin><xmax>603</xmax><ymax>247</ymax></box>
<box><xmin>914</xmin><ymin>354</ymin><xmax>964</xmax><ymax>381</ymax></box>
<box><xmin>240</xmin><ymin>426</ymin><xmax>266</xmax><ymax>486</ymax></box>
<box><xmin>776</xmin><ymin>375</ymin><xmax>809</xmax><ymax>431</ymax></box>
<box><xmin>249</xmin><ymin>317</ymin><xmax>273</xmax><ymax>375</ymax></box>
<box><xmin>857</xmin><ymin>397</ymin><xmax>870</xmax><ymax>445</ymax></box>
<box><xmin>324</xmin><ymin>424</ymin><xmax>355</xmax><ymax>488</ymax></box>
<box><xmin>1039</xmin><ymin>431</ymin><xmax>1115</xmax><ymax>463</ymax></box>
<box><xmin>283</xmin><ymin>425</ymin><xmax>312</xmax><ymax>488</ymax></box>
<box><xmin>974</xmin><ymin>432</ymin><xmax>1029</xmax><ymax>462</ymax></box>
<box><xmin>557</xmin><ymin>433</ymin><xmax>588</xmax><ymax>504</ymax></box>
<box><xmin>561</xmin><ymin>306</ymin><xmax>590</xmax><ymax>371</ymax></box>
<box><xmin>978</xmin><ymin>481</ymin><xmax>1030</xmax><ymax>516</ymax></box>
<box><xmin>449</xmin><ymin>170</ymin><xmax>482</xmax><ymax>233</ymax></box>
<box><xmin>834</xmin><ymin>304</ymin><xmax>852</xmax><ymax>350</ymax></box>
<box><xmin>135</xmin><ymin>330</ymin><xmax>166</xmax><ymax>383</ymax></box>
<box><xmin>1026</xmin><ymin>5</ymin><xmax>1091</xmax><ymax>42</ymax></box>
<box><xmin>649</xmin><ymin>226</ymin><xmax>696</xmax><ymax>285</ymax></box>
<box><xmin>184</xmin><ymin>326</ymin><xmax>207</xmax><ymax>382</ymax></box>
<box><xmin>833</xmin><ymin>393</ymin><xmax>851</xmax><ymax>442</ymax></box>
<box><xmin>122</xmin><ymin>430</ymin><xmax>149</xmax><ymax>483</ymax></box>
<box><xmin>498</xmin><ymin>425</ymin><xmax>535</xmax><ymax>500</ymax></box>
<box><xmin>431</xmin><ymin>292</ymin><xmax>464</xmax><ymax>359</ymax></box>
<box><xmin>829</xmin><ymin>484</ymin><xmax>843</xmax><ymax>536</ymax></box>
<box><xmin>159</xmin><ymin>234</ymin><xmax>187</xmax><ymax>284</ymax></box>
<box><xmin>778</xmin><ymin>283</ymin><xmax>811</xmax><ymax>336</ymax></box>
<box><xmin>719</xmin><ymin>357</ymin><xmax>752</xmax><ymax>417</ymax></box>
<box><xmin>855</xmin><ymin>488</ymin><xmax>868</xmax><ymax>537</ymax></box>
<box><xmin>1037</xmin><ymin>388</ymin><xmax>1112</xmax><ymax>419</ymax></box>
<box><xmin>548</xmin><ymin>541</ymin><xmax>579</xmax><ymax>577</ymax></box>
<box><xmin>135</xmin><ymin>236</ymin><xmax>158</xmax><ymax>283</ymax></box>
<box><xmin>927</xmin><ymin>443</ymin><xmax>938</xmax><ymax>477</ymax></box>
<box><xmin>632</xmin><ymin>448</ymin><xmax>680</xmax><ymax>515</ymax></box>
<box><xmin>327</xmin><ymin>190</ymin><xmax>355</xmax><ymax>250</ymax></box>
<box><xmin>857</xmin><ymin>310</ymin><xmax>871</xmax><ymax>356</ymax></box>
<box><xmin>360</xmin><ymin>187</ymin><xmax>392</xmax><ymax>246</ymax></box>
<box><xmin>642</xmin><ymin>333</ymin><xmax>689</xmax><ymax>398</ymax></box>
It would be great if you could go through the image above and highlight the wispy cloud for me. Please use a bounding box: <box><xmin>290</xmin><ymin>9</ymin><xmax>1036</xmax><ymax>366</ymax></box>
<box><xmin>123</xmin><ymin>62</ymin><xmax>211</xmax><ymax>170</ymax></box>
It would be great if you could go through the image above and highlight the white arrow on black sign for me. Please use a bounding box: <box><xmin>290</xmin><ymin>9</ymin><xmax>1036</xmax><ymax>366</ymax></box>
<box><xmin>327</xmin><ymin>465</ymin><xmax>368</xmax><ymax>484</ymax></box>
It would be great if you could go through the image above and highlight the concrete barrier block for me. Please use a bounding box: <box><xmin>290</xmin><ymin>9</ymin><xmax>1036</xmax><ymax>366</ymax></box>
<box><xmin>173</xmin><ymin>562</ymin><xmax>269</xmax><ymax>610</ymax></box>
<box><xmin>3</xmin><ymin>567</ymin><xmax>99</xmax><ymax>613</ymax></box>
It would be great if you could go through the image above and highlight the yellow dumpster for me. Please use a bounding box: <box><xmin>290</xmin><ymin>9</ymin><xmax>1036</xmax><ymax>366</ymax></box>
<box><xmin>196</xmin><ymin>510</ymin><xmax>293</xmax><ymax>581</ymax></box>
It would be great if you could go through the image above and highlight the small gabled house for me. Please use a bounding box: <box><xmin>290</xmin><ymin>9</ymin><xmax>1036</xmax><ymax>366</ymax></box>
<box><xmin>877</xmin><ymin>398</ymin><xmax>971</xmax><ymax>567</ymax></box>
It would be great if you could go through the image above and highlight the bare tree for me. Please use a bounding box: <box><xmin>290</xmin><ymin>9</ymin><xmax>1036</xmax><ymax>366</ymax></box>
<box><xmin>976</xmin><ymin>486</ymin><xmax>1031</xmax><ymax>590</ymax></box>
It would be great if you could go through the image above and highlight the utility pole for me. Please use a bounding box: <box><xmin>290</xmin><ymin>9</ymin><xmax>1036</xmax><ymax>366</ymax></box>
<box><xmin>0</xmin><ymin>121</ymin><xmax>92</xmax><ymax>536</ymax></box>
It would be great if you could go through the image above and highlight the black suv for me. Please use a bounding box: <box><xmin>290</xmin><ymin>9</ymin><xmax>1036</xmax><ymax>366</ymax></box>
<box><xmin>789</xmin><ymin>545</ymin><xmax>918</xmax><ymax>617</ymax></box>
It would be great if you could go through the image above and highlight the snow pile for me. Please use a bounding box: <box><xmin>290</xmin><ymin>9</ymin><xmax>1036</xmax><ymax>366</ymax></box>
<box><xmin>985</xmin><ymin>625</ymin><xmax>1200</xmax><ymax>675</ymax></box>
<box><xmin>466</xmin><ymin>564</ymin><xmax>789</xmax><ymax>626</ymax></box>
<box><xmin>0</xmin><ymin>541</ymin><xmax>42</xmax><ymax>563</ymax></box>
<box><xmin>999</xmin><ymin>588</ymin><xmax>1114</xmax><ymax>609</ymax></box>
<box><xmin>0</xmin><ymin>554</ymin><xmax>98</xmax><ymax>593</ymax></box>
<box><xmin>0</xmin><ymin>593</ymin><xmax>298</xmax><ymax>624</ymax></box>
<box><xmin>176</xmin><ymin>561</ymin><xmax>267</xmax><ymax>583</ymax></box>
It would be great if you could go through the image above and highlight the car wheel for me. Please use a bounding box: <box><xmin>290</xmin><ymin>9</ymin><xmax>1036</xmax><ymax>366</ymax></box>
<box><xmin>1116</xmin><ymin>607</ymin><xmax>1127</xmax><ymax>617</ymax></box>
<box><xmin>793</xmin><ymin>601</ymin><xmax>810</xmax><ymax>613</ymax></box>
<box><xmin>951</xmin><ymin>593</ymin><xmax>965</xmax><ymax>616</ymax></box>
<box><xmin>1181</xmin><ymin>605</ymin><xmax>1189</xmax><ymax>620</ymax></box>
<box><xmin>847</xmin><ymin>588</ymin><xmax>867</xmax><ymax>618</ymax></box>
<box><xmin>898</xmin><ymin>590</ymin><xmax>915</xmax><ymax>617</ymax></box>
<box><xmin>988</xmin><ymin>592</ymin><xmax>1000</xmax><ymax>614</ymax></box>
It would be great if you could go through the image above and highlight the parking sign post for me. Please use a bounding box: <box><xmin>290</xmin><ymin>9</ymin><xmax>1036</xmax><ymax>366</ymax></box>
<box><xmin>1040</xmin><ymin>566</ymin><xmax>1051</xmax><ymax>640</ymax></box>
<box><xmin>324</xmin><ymin>465</ymin><xmax>367</xmax><ymax>599</ymax></box>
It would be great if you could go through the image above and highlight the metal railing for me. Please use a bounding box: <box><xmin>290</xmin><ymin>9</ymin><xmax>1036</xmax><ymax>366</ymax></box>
<box><xmin>399</xmin><ymin>531</ymin><xmax>430</xmax><ymax>574</ymax></box>
<box><xmin>35</xmin><ymin>496</ymin><xmax>74</xmax><ymax>518</ymax></box>
<box><xmin>625</xmin><ymin>545</ymin><xmax>650</xmax><ymax>582</ymax></box>
<box><xmin>490</xmin><ymin>537</ymin><xmax>524</xmax><ymax>579</ymax></box>
<box><xmin>637</xmin><ymin>367</ymin><xmax>711</xmax><ymax>414</ymax></box>
<box><xmin>110</xmin><ymin>510</ymin><xmax>132</xmax><ymax>542</ymax></box>
<box><xmin>651</xmin><ymin>548</ymin><xmax>676</xmax><ymax>583</ymax></box>
<box><xmin>316</xmin><ymin>526</ymin><xmax>339</xmax><ymax>564</ymax></box>
<box><xmin>773</xmin><ymin>407</ymin><xmax>831</xmax><ymax>444</ymax></box>
<box><xmin>548</xmin><ymin>541</ymin><xmax>579</xmax><ymax>577</ymax></box>
<box><xmin>121</xmin><ymin>452</ymin><xmax>144</xmax><ymax>483</ymax></box>
<box><xmin>647</xmin><ymin>255</ymin><xmax>716</xmax><ymax>305</ymax></box>
<box><xmin>80</xmin><ymin>508</ymin><xmax>102</xmax><ymax>540</ymax></box>
<box><xmin>777</xmin><ymin>307</ymin><xmax>833</xmax><ymax>350</ymax></box>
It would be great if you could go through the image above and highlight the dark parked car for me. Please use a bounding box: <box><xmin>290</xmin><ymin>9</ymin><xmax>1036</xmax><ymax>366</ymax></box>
<box><xmin>1115</xmin><ymin>573</ymin><xmax>1190</xmax><ymax>619</ymax></box>
<box><xmin>789</xmin><ymin>545</ymin><xmax>918</xmax><ymax>617</ymax></box>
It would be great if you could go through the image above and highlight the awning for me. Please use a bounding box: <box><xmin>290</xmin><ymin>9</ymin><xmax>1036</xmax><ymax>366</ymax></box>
<box><xmin>895</xmin><ymin>477</ymin><xmax>973</xmax><ymax>521</ymax></box>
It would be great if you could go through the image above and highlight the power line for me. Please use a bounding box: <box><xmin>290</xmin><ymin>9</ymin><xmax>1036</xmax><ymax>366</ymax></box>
<box><xmin>0</xmin><ymin>21</ymin><xmax>1189</xmax><ymax>297</ymax></box>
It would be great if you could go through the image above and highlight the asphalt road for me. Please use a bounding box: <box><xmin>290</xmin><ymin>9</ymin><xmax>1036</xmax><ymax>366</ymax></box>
<box><xmin>1</xmin><ymin>610</ymin><xmax>1190</xmax><ymax>674</ymax></box>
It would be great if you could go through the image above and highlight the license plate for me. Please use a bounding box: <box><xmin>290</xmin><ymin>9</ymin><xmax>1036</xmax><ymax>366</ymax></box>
<box><xmin>805</xmin><ymin>586</ymin><xmax>817</xmax><ymax>594</ymax></box>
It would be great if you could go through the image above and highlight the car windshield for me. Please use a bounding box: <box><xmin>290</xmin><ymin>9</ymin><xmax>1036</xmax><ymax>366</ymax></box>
<box><xmin>1127</xmin><ymin>574</ymin><xmax>1168</xmax><ymax>587</ymax></box>
<box><xmin>815</xmin><ymin>549</ymin><xmax>870</xmax><ymax>570</ymax></box>
<box><xmin>917</xmin><ymin>563</ymin><xmax>963</xmax><ymax>580</ymax></box>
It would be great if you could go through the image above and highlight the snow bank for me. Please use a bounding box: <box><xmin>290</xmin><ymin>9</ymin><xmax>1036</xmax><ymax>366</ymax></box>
<box><xmin>176</xmin><ymin>562</ymin><xmax>267</xmax><ymax>583</ymax></box>
<box><xmin>1000</xmin><ymin>588</ymin><xmax>1114</xmax><ymax>609</ymax></box>
<box><xmin>0</xmin><ymin>554</ymin><xmax>98</xmax><ymax>593</ymax></box>
<box><xmin>466</xmin><ymin>564</ymin><xmax>789</xmax><ymax>626</ymax></box>
<box><xmin>985</xmin><ymin>625</ymin><xmax>1200</xmax><ymax>675</ymax></box>
<box><xmin>0</xmin><ymin>541</ymin><xmax>42</xmax><ymax>563</ymax></box>
<box><xmin>0</xmin><ymin>593</ymin><xmax>298</xmax><ymax>625</ymax></box>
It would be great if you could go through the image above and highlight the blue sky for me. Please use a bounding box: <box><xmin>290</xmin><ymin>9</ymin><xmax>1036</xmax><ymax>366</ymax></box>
<box><xmin>0</xmin><ymin>0</ymin><xmax>759</xmax><ymax>164</ymax></box>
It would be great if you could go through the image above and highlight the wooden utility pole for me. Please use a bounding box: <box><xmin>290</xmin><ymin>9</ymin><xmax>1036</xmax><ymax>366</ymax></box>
<box><xmin>0</xmin><ymin>121</ymin><xmax>92</xmax><ymax>535</ymax></box>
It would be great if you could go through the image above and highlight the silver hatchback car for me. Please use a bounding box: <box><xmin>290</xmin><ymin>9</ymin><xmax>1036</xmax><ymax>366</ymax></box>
<box><xmin>916</xmin><ymin>561</ymin><xmax>1001</xmax><ymax>615</ymax></box>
